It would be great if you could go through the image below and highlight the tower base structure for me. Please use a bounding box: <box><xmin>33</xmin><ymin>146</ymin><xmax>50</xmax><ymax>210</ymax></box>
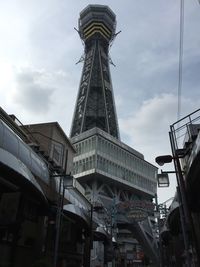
<box><xmin>71</xmin><ymin>128</ymin><xmax>159</xmax><ymax>266</ymax></box>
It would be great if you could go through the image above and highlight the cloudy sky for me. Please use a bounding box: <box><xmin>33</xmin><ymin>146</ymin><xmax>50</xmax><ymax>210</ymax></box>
<box><xmin>1</xmin><ymin>0</ymin><xmax>200</xmax><ymax>203</ymax></box>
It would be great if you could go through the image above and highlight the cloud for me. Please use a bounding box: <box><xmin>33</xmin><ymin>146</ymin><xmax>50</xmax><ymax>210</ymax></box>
<box><xmin>119</xmin><ymin>93</ymin><xmax>200</xmax><ymax>164</ymax></box>
<box><xmin>8</xmin><ymin>66</ymin><xmax>79</xmax><ymax>136</ymax></box>
<box><xmin>119</xmin><ymin>93</ymin><xmax>200</xmax><ymax>202</ymax></box>
<box><xmin>13</xmin><ymin>67</ymin><xmax>55</xmax><ymax>113</ymax></box>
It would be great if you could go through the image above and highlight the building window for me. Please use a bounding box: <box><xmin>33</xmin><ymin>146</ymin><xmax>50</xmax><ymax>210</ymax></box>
<box><xmin>52</xmin><ymin>144</ymin><xmax>63</xmax><ymax>166</ymax></box>
<box><xmin>3</xmin><ymin>127</ymin><xmax>18</xmax><ymax>156</ymax></box>
<box><xmin>19</xmin><ymin>142</ymin><xmax>31</xmax><ymax>169</ymax></box>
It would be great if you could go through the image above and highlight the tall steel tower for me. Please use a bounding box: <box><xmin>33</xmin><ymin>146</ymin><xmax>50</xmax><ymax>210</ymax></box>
<box><xmin>70</xmin><ymin>5</ymin><xmax>159</xmax><ymax>266</ymax></box>
<box><xmin>70</xmin><ymin>5</ymin><xmax>120</xmax><ymax>139</ymax></box>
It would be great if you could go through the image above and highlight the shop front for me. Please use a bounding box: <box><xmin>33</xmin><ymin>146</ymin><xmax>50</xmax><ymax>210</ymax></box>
<box><xmin>0</xmin><ymin>148</ymin><xmax>48</xmax><ymax>267</ymax></box>
<box><xmin>46</xmin><ymin>204</ymin><xmax>90</xmax><ymax>267</ymax></box>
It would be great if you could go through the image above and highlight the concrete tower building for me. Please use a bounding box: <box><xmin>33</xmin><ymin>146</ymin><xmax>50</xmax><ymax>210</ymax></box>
<box><xmin>70</xmin><ymin>5</ymin><xmax>159</xmax><ymax>266</ymax></box>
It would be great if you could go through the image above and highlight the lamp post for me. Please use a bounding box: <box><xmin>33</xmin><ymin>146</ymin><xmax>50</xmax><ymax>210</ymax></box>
<box><xmin>155</xmin><ymin>153</ymin><xmax>193</xmax><ymax>266</ymax></box>
<box><xmin>154</xmin><ymin>193</ymin><xmax>162</xmax><ymax>267</ymax></box>
<box><xmin>154</xmin><ymin>195</ymin><xmax>172</xmax><ymax>267</ymax></box>
<box><xmin>157</xmin><ymin>172</ymin><xmax>170</xmax><ymax>188</ymax></box>
<box><xmin>88</xmin><ymin>202</ymin><xmax>93</xmax><ymax>267</ymax></box>
<box><xmin>169</xmin><ymin>131</ymin><xmax>193</xmax><ymax>266</ymax></box>
<box><xmin>155</xmin><ymin>108</ymin><xmax>200</xmax><ymax>266</ymax></box>
<box><xmin>52</xmin><ymin>174</ymin><xmax>74</xmax><ymax>267</ymax></box>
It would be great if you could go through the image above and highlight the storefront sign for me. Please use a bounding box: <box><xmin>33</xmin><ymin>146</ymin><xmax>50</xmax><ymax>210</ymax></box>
<box><xmin>127</xmin><ymin>210</ymin><xmax>148</xmax><ymax>221</ymax></box>
<box><xmin>117</xmin><ymin>200</ymin><xmax>155</xmax><ymax>212</ymax></box>
<box><xmin>116</xmin><ymin>200</ymin><xmax>155</xmax><ymax>222</ymax></box>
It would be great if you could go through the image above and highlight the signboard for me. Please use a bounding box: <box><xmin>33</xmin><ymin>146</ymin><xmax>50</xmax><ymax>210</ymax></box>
<box><xmin>116</xmin><ymin>200</ymin><xmax>155</xmax><ymax>222</ymax></box>
<box><xmin>127</xmin><ymin>210</ymin><xmax>148</xmax><ymax>221</ymax></box>
<box><xmin>117</xmin><ymin>200</ymin><xmax>155</xmax><ymax>212</ymax></box>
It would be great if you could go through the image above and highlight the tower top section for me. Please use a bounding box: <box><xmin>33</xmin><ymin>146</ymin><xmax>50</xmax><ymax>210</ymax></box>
<box><xmin>79</xmin><ymin>5</ymin><xmax>116</xmax><ymax>46</ymax></box>
<box><xmin>70</xmin><ymin>5</ymin><xmax>120</xmax><ymax>139</ymax></box>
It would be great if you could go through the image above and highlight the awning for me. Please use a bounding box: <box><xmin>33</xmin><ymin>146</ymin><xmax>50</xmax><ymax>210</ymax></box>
<box><xmin>93</xmin><ymin>226</ymin><xmax>108</xmax><ymax>241</ymax></box>
<box><xmin>160</xmin><ymin>224</ymin><xmax>170</xmax><ymax>244</ymax></box>
<box><xmin>167</xmin><ymin>200</ymin><xmax>180</xmax><ymax>235</ymax></box>
<box><xmin>0</xmin><ymin>148</ymin><xmax>47</xmax><ymax>204</ymax></box>
<box><xmin>160</xmin><ymin>224</ymin><xmax>170</xmax><ymax>237</ymax></box>
<box><xmin>63</xmin><ymin>204</ymin><xmax>90</xmax><ymax>229</ymax></box>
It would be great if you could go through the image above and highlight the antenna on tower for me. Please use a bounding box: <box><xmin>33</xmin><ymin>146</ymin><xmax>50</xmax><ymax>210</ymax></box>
<box><xmin>74</xmin><ymin>27</ymin><xmax>84</xmax><ymax>46</ymax></box>
<box><xmin>74</xmin><ymin>27</ymin><xmax>85</xmax><ymax>64</ymax></box>
<box><xmin>75</xmin><ymin>55</ymin><xmax>85</xmax><ymax>65</ymax></box>
<box><xmin>109</xmin><ymin>31</ymin><xmax>121</xmax><ymax>67</ymax></box>
<box><xmin>109</xmin><ymin>56</ymin><xmax>116</xmax><ymax>67</ymax></box>
<box><xmin>74</xmin><ymin>27</ymin><xmax>80</xmax><ymax>36</ymax></box>
<box><xmin>109</xmin><ymin>30</ymin><xmax>121</xmax><ymax>49</ymax></box>
<box><xmin>108</xmin><ymin>31</ymin><xmax>121</xmax><ymax>67</ymax></box>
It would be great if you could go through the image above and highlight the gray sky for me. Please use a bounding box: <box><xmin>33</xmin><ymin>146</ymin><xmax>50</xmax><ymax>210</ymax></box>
<box><xmin>1</xmin><ymin>0</ymin><xmax>200</xmax><ymax>203</ymax></box>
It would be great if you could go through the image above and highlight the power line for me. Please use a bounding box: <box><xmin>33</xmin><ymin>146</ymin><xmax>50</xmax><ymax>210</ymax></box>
<box><xmin>177</xmin><ymin>0</ymin><xmax>184</xmax><ymax>121</ymax></box>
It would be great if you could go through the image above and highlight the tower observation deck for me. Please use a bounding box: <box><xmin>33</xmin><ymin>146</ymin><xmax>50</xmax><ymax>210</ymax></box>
<box><xmin>70</xmin><ymin>5</ymin><xmax>120</xmax><ymax>139</ymax></box>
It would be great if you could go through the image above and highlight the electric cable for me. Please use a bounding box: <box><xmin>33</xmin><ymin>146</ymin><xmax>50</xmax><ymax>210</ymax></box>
<box><xmin>177</xmin><ymin>0</ymin><xmax>184</xmax><ymax>121</ymax></box>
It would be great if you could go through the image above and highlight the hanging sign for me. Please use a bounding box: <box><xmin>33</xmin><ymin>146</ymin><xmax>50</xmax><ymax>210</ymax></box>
<box><xmin>116</xmin><ymin>200</ymin><xmax>155</xmax><ymax>222</ymax></box>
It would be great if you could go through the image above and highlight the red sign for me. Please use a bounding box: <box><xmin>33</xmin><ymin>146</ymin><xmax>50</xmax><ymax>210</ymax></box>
<box><xmin>117</xmin><ymin>200</ymin><xmax>155</xmax><ymax>212</ymax></box>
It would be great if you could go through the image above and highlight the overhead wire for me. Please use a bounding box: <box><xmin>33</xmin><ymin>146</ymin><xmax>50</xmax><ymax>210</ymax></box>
<box><xmin>177</xmin><ymin>0</ymin><xmax>184</xmax><ymax>121</ymax></box>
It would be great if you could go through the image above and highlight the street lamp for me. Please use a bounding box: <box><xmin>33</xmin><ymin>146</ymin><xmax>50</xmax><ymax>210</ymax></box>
<box><xmin>155</xmin><ymin>155</ymin><xmax>173</xmax><ymax>187</ymax></box>
<box><xmin>157</xmin><ymin>172</ymin><xmax>170</xmax><ymax>187</ymax></box>
<box><xmin>155</xmin><ymin>155</ymin><xmax>173</xmax><ymax>166</ymax></box>
<box><xmin>155</xmin><ymin>152</ymin><xmax>193</xmax><ymax>266</ymax></box>
<box><xmin>62</xmin><ymin>174</ymin><xmax>74</xmax><ymax>189</ymax></box>
<box><xmin>154</xmin><ymin>194</ymin><xmax>173</xmax><ymax>267</ymax></box>
<box><xmin>51</xmin><ymin>174</ymin><xmax>74</xmax><ymax>267</ymax></box>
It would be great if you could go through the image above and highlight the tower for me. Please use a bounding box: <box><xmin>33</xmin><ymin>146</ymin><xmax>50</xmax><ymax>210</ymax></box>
<box><xmin>70</xmin><ymin>5</ymin><xmax>119</xmax><ymax>139</ymax></box>
<box><xmin>70</xmin><ymin>5</ymin><xmax>159</xmax><ymax>266</ymax></box>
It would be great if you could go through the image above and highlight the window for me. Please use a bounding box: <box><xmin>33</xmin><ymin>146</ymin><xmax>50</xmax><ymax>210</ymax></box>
<box><xmin>3</xmin><ymin>127</ymin><xmax>18</xmax><ymax>156</ymax></box>
<box><xmin>86</xmin><ymin>157</ymin><xmax>89</xmax><ymax>170</ymax></box>
<box><xmin>19</xmin><ymin>142</ymin><xmax>31</xmax><ymax>169</ymax></box>
<box><xmin>91</xmin><ymin>137</ymin><xmax>96</xmax><ymax>150</ymax></box>
<box><xmin>82</xmin><ymin>158</ymin><xmax>85</xmax><ymax>171</ymax></box>
<box><xmin>0</xmin><ymin>121</ymin><xmax>3</xmax><ymax>147</ymax></box>
<box><xmin>102</xmin><ymin>158</ymin><xmax>106</xmax><ymax>172</ymax></box>
<box><xmin>52</xmin><ymin>144</ymin><xmax>62</xmax><ymax>165</ymax></box>
<box><xmin>31</xmin><ymin>152</ymin><xmax>42</xmax><ymax>177</ymax></box>
<box><xmin>85</xmin><ymin>140</ymin><xmax>88</xmax><ymax>153</ymax></box>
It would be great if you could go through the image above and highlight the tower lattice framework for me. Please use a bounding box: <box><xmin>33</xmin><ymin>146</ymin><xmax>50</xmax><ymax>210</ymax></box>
<box><xmin>70</xmin><ymin>5</ymin><xmax>120</xmax><ymax>139</ymax></box>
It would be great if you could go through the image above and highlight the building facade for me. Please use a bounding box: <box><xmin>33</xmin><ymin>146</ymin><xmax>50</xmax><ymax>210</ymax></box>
<box><xmin>0</xmin><ymin>108</ymin><xmax>92</xmax><ymax>267</ymax></box>
<box><xmin>159</xmin><ymin>109</ymin><xmax>200</xmax><ymax>267</ymax></box>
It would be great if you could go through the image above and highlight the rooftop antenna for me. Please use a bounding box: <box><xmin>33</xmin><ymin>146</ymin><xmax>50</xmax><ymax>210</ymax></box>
<box><xmin>109</xmin><ymin>30</ymin><xmax>121</xmax><ymax>67</ymax></box>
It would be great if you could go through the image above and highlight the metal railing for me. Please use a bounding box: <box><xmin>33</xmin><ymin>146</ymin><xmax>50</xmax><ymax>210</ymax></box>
<box><xmin>169</xmin><ymin>108</ymin><xmax>200</xmax><ymax>266</ymax></box>
<box><xmin>170</xmin><ymin>108</ymin><xmax>200</xmax><ymax>151</ymax></box>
